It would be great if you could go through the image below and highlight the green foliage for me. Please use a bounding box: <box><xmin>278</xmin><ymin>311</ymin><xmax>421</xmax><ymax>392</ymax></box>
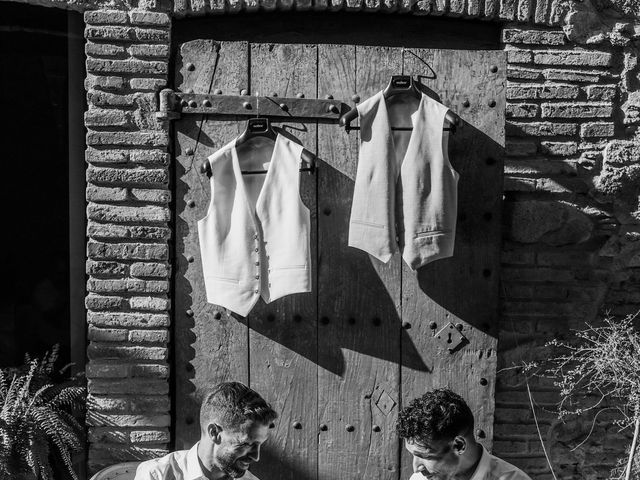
<box><xmin>0</xmin><ymin>346</ymin><xmax>85</xmax><ymax>480</ymax></box>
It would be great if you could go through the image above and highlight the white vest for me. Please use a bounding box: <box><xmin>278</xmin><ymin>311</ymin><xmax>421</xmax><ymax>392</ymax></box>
<box><xmin>198</xmin><ymin>134</ymin><xmax>312</xmax><ymax>316</ymax></box>
<box><xmin>348</xmin><ymin>90</ymin><xmax>459</xmax><ymax>270</ymax></box>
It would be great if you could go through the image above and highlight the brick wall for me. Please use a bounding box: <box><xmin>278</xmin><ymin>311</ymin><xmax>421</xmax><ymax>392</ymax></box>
<box><xmin>7</xmin><ymin>0</ymin><xmax>639</xmax><ymax>474</ymax></box>
<box><xmin>496</xmin><ymin>24</ymin><xmax>640</xmax><ymax>479</ymax></box>
<box><xmin>82</xmin><ymin>6</ymin><xmax>173</xmax><ymax>472</ymax></box>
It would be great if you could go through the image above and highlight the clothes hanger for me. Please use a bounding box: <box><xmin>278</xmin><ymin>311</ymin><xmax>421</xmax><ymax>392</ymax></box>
<box><xmin>339</xmin><ymin>47</ymin><xmax>460</xmax><ymax>133</ymax></box>
<box><xmin>200</xmin><ymin>94</ymin><xmax>316</xmax><ymax>176</ymax></box>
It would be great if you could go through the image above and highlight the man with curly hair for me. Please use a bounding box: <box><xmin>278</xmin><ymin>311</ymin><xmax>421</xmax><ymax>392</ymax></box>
<box><xmin>135</xmin><ymin>381</ymin><xmax>278</xmax><ymax>480</ymax></box>
<box><xmin>397</xmin><ymin>388</ymin><xmax>531</xmax><ymax>480</ymax></box>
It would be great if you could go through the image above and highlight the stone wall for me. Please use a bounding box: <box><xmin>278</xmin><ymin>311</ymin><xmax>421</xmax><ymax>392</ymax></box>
<box><xmin>3</xmin><ymin>0</ymin><xmax>639</xmax><ymax>475</ymax></box>
<box><xmin>497</xmin><ymin>18</ymin><xmax>640</xmax><ymax>480</ymax></box>
<box><xmin>82</xmin><ymin>6</ymin><xmax>173</xmax><ymax>472</ymax></box>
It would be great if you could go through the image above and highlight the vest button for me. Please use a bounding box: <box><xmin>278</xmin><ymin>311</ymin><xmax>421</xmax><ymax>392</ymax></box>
<box><xmin>254</xmin><ymin>289</ymin><xmax>259</xmax><ymax>294</ymax></box>
<box><xmin>254</xmin><ymin>234</ymin><xmax>258</xmax><ymax>239</ymax></box>
<box><xmin>255</xmin><ymin>261</ymin><xmax>260</xmax><ymax>266</ymax></box>
<box><xmin>255</xmin><ymin>275</ymin><xmax>260</xmax><ymax>279</ymax></box>
<box><xmin>255</xmin><ymin>248</ymin><xmax>259</xmax><ymax>252</ymax></box>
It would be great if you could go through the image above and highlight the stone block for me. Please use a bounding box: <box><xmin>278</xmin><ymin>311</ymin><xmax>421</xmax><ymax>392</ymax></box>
<box><xmin>507</xmin><ymin>83</ymin><xmax>578</xmax><ymax>100</ymax></box>
<box><xmin>506</xmin><ymin>103</ymin><xmax>539</xmax><ymax>118</ymax></box>
<box><xmin>86</xmin><ymin>75</ymin><xmax>127</xmax><ymax>91</ymax></box>
<box><xmin>502</xmin><ymin>28</ymin><xmax>566</xmax><ymax>45</ymax></box>
<box><xmin>87</xmin><ymin>241</ymin><xmax>169</xmax><ymax>261</ymax></box>
<box><xmin>134</xmin><ymin>28</ymin><xmax>170</xmax><ymax>43</ymax></box>
<box><xmin>87</xmin><ymin>222</ymin><xmax>171</xmax><ymax>240</ymax></box>
<box><xmin>539</xmin><ymin>141</ymin><xmax>578</xmax><ymax>155</ymax></box>
<box><xmin>503</xmin><ymin>177</ymin><xmax>536</xmax><ymax>191</ymax></box>
<box><xmin>86</xmin><ymin>59</ymin><xmax>168</xmax><ymax>75</ymax></box>
<box><xmin>130</xmin><ymin>262</ymin><xmax>170</xmax><ymax>278</ymax></box>
<box><xmin>87</xmin><ymin>413</ymin><xmax>171</xmax><ymax>427</ymax></box>
<box><xmin>87</xmin><ymin>260</ymin><xmax>129</xmax><ymax>276</ymax></box>
<box><xmin>88</xmin><ymin>312</ymin><xmax>170</xmax><ymax>328</ymax></box>
<box><xmin>538</xmin><ymin>83</ymin><xmax>580</xmax><ymax>99</ymax></box>
<box><xmin>88</xmin><ymin>394</ymin><xmax>170</xmax><ymax>412</ymax></box>
<box><xmin>85</xmin><ymin>109</ymin><xmax>132</xmax><ymax>128</ymax></box>
<box><xmin>88</xmin><ymin>344</ymin><xmax>168</xmax><ymax>361</ymax></box>
<box><xmin>129</xmin><ymin>11</ymin><xmax>171</xmax><ymax>26</ymax></box>
<box><xmin>87</xmin><ymin>278</ymin><xmax>170</xmax><ymax>294</ymax></box>
<box><xmin>622</xmin><ymin>91</ymin><xmax>640</xmax><ymax>125</ymax></box>
<box><xmin>543</xmin><ymin>68</ymin><xmax>611</xmax><ymax>83</ymax></box>
<box><xmin>537</xmin><ymin>177</ymin><xmax>588</xmax><ymax>193</ymax></box>
<box><xmin>86</xmin><ymin>185</ymin><xmax>128</xmax><ymax>202</ymax></box>
<box><xmin>602</xmin><ymin>139</ymin><xmax>640</xmax><ymax>167</ymax></box>
<box><xmin>128</xmin><ymin>329</ymin><xmax>169</xmax><ymax>343</ymax></box>
<box><xmin>87</xmin><ymin>166</ymin><xmax>168</xmax><ymax>184</ymax></box>
<box><xmin>84</xmin><ymin>10</ymin><xmax>129</xmax><ymax>24</ymax></box>
<box><xmin>86</xmin><ymin>362</ymin><xmax>130</xmax><ymax>378</ymax></box>
<box><xmin>506</xmin><ymin>200</ymin><xmax>593</xmax><ymax>245</ymax></box>
<box><xmin>506</xmin><ymin>139</ymin><xmax>538</xmax><ymax>156</ymax></box>
<box><xmin>506</xmin><ymin>48</ymin><xmax>532</xmax><ymax>63</ymax></box>
<box><xmin>129</xmin><ymin>296</ymin><xmax>170</xmax><ymax>311</ymax></box>
<box><xmin>87</xmin><ymin>91</ymin><xmax>136</xmax><ymax>107</ymax></box>
<box><xmin>130</xmin><ymin>364</ymin><xmax>170</xmax><ymax>378</ymax></box>
<box><xmin>541</xmin><ymin>102</ymin><xmax>612</xmax><ymax>118</ymax></box>
<box><xmin>88</xmin><ymin>204</ymin><xmax>171</xmax><ymax>223</ymax></box>
<box><xmin>85</xmin><ymin>42</ymin><xmax>127</xmax><ymax>57</ymax></box>
<box><xmin>86</xmin><ymin>294</ymin><xmax>126</xmax><ymax>310</ymax></box>
<box><xmin>505</xmin><ymin>158</ymin><xmax>578</xmax><ymax>175</ymax></box>
<box><xmin>87</xmin><ymin>131</ymin><xmax>169</xmax><ymax>148</ymax></box>
<box><xmin>85</xmin><ymin>26</ymin><xmax>133</xmax><ymax>41</ymax></box>
<box><xmin>88</xmin><ymin>428</ymin><xmax>129</xmax><ymax>444</ymax></box>
<box><xmin>506</xmin><ymin>121</ymin><xmax>578</xmax><ymax>136</ymax></box>
<box><xmin>130</xmin><ymin>188</ymin><xmax>171</xmax><ymax>203</ymax></box>
<box><xmin>580</xmin><ymin>122</ymin><xmax>615</xmax><ymax>137</ymax></box>
<box><xmin>129</xmin><ymin>44</ymin><xmax>170</xmax><ymax>58</ymax></box>
<box><xmin>130</xmin><ymin>150</ymin><xmax>171</xmax><ymax>165</ymax></box>
<box><xmin>507</xmin><ymin>66</ymin><xmax>544</xmax><ymax>80</ymax></box>
<box><xmin>129</xmin><ymin>78</ymin><xmax>167</xmax><ymax>91</ymax></box>
<box><xmin>129</xmin><ymin>430</ymin><xmax>170</xmax><ymax>443</ymax></box>
<box><xmin>88</xmin><ymin>327</ymin><xmax>129</xmax><ymax>342</ymax></box>
<box><xmin>585</xmin><ymin>84</ymin><xmax>617</xmax><ymax>100</ymax></box>
<box><xmin>533</xmin><ymin>50</ymin><xmax>612</xmax><ymax>67</ymax></box>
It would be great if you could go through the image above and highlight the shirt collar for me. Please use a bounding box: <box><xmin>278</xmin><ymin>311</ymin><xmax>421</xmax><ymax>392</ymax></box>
<box><xmin>185</xmin><ymin>442</ymin><xmax>207</xmax><ymax>480</ymax></box>
<box><xmin>468</xmin><ymin>445</ymin><xmax>491</xmax><ymax>480</ymax></box>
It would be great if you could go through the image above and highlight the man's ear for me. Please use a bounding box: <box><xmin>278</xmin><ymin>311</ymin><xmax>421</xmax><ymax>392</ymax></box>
<box><xmin>207</xmin><ymin>423</ymin><xmax>223</xmax><ymax>443</ymax></box>
<box><xmin>452</xmin><ymin>436</ymin><xmax>467</xmax><ymax>455</ymax></box>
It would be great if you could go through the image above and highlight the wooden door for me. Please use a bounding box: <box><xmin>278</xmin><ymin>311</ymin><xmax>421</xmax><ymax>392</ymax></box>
<box><xmin>174</xmin><ymin>39</ymin><xmax>505</xmax><ymax>480</ymax></box>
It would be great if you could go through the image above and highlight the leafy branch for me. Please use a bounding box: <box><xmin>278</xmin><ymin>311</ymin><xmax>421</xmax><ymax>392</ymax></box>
<box><xmin>545</xmin><ymin>314</ymin><xmax>640</xmax><ymax>480</ymax></box>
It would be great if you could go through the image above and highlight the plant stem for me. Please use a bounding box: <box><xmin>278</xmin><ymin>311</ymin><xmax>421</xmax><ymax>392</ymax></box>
<box><xmin>625</xmin><ymin>416</ymin><xmax>640</xmax><ymax>480</ymax></box>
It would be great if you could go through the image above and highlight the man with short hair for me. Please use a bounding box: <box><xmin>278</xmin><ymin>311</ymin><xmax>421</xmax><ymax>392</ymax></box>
<box><xmin>135</xmin><ymin>382</ymin><xmax>277</xmax><ymax>480</ymax></box>
<box><xmin>397</xmin><ymin>388</ymin><xmax>531</xmax><ymax>480</ymax></box>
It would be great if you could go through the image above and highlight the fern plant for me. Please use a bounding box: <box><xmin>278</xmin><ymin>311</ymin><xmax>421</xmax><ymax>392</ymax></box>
<box><xmin>0</xmin><ymin>347</ymin><xmax>85</xmax><ymax>480</ymax></box>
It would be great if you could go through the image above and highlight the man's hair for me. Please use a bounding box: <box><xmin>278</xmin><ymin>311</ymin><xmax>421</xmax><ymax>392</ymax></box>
<box><xmin>200</xmin><ymin>382</ymin><xmax>278</xmax><ymax>430</ymax></box>
<box><xmin>396</xmin><ymin>388</ymin><xmax>474</xmax><ymax>444</ymax></box>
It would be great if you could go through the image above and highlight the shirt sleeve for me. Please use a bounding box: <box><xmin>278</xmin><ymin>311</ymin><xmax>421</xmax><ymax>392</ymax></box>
<box><xmin>133</xmin><ymin>462</ymin><xmax>157</xmax><ymax>480</ymax></box>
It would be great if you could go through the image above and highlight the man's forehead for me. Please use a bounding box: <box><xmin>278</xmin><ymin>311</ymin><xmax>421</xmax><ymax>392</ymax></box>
<box><xmin>405</xmin><ymin>438</ymin><xmax>445</xmax><ymax>454</ymax></box>
<box><xmin>226</xmin><ymin>420</ymin><xmax>269</xmax><ymax>441</ymax></box>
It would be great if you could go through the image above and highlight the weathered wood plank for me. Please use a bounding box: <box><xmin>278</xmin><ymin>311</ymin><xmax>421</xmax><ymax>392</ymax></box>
<box><xmin>317</xmin><ymin>44</ymin><xmax>402</xmax><ymax>480</ymax></box>
<box><xmin>174</xmin><ymin>40</ymin><xmax>250</xmax><ymax>450</ymax></box>
<box><xmin>247</xmin><ymin>42</ymin><xmax>318</xmax><ymax>480</ymax></box>
<box><xmin>400</xmin><ymin>48</ymin><xmax>505</xmax><ymax>478</ymax></box>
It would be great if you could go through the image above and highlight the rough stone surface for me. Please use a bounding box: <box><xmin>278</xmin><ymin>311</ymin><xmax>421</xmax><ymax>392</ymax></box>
<box><xmin>507</xmin><ymin>201</ymin><xmax>594</xmax><ymax>245</ymax></box>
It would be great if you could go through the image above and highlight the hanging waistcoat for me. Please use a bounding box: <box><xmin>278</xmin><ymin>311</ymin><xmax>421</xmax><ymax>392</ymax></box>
<box><xmin>348</xmin><ymin>90</ymin><xmax>459</xmax><ymax>270</ymax></box>
<box><xmin>198</xmin><ymin>134</ymin><xmax>312</xmax><ymax>317</ymax></box>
